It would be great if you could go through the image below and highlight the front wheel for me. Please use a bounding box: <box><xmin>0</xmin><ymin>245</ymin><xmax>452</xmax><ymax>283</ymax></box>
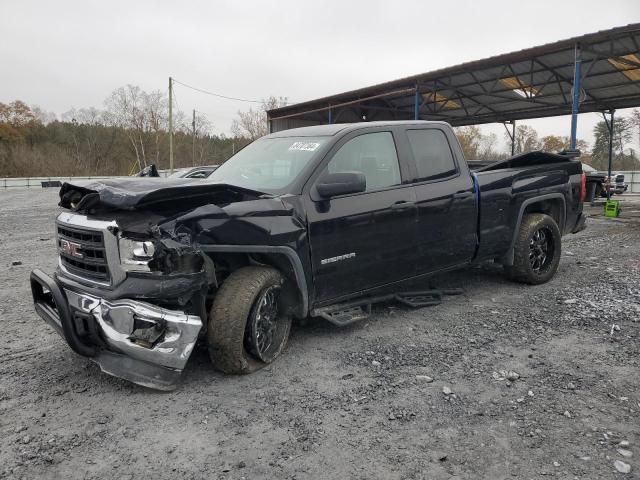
<box><xmin>208</xmin><ymin>266</ymin><xmax>292</xmax><ymax>374</ymax></box>
<box><xmin>505</xmin><ymin>213</ymin><xmax>561</xmax><ymax>285</ymax></box>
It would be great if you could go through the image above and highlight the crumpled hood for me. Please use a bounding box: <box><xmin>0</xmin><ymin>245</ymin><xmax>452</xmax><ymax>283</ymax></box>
<box><xmin>58</xmin><ymin>177</ymin><xmax>267</xmax><ymax>211</ymax></box>
<box><xmin>57</xmin><ymin>177</ymin><xmax>307</xmax><ymax>253</ymax></box>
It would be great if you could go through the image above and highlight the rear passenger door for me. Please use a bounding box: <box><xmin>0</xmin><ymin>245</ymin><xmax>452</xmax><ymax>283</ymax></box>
<box><xmin>404</xmin><ymin>127</ymin><xmax>477</xmax><ymax>274</ymax></box>
<box><xmin>305</xmin><ymin>129</ymin><xmax>418</xmax><ymax>303</ymax></box>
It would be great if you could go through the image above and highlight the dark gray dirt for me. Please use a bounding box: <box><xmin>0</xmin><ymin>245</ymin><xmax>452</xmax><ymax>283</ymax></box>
<box><xmin>1</xmin><ymin>189</ymin><xmax>638</xmax><ymax>479</ymax></box>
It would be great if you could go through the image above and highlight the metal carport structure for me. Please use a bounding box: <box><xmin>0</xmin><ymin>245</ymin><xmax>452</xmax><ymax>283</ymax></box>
<box><xmin>267</xmin><ymin>23</ymin><xmax>640</xmax><ymax>158</ymax></box>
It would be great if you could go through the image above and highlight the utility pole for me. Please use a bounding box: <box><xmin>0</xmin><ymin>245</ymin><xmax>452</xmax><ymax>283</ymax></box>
<box><xmin>192</xmin><ymin>109</ymin><xmax>196</xmax><ymax>166</ymax></box>
<box><xmin>169</xmin><ymin>76</ymin><xmax>174</xmax><ymax>174</ymax></box>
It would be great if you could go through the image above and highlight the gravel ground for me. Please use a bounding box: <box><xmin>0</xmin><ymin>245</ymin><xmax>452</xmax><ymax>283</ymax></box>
<box><xmin>1</xmin><ymin>189</ymin><xmax>639</xmax><ymax>480</ymax></box>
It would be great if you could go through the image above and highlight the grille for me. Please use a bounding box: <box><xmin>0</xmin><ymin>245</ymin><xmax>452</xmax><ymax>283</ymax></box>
<box><xmin>57</xmin><ymin>223</ymin><xmax>110</xmax><ymax>283</ymax></box>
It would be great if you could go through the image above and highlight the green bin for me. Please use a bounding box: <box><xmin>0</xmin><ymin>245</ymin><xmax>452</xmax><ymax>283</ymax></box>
<box><xmin>604</xmin><ymin>200</ymin><xmax>620</xmax><ymax>218</ymax></box>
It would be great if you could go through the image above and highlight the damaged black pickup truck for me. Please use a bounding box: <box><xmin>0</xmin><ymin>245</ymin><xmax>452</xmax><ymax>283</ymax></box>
<box><xmin>31</xmin><ymin>121</ymin><xmax>587</xmax><ymax>390</ymax></box>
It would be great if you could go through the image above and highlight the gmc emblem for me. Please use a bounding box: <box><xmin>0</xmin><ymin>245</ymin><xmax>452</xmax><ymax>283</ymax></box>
<box><xmin>60</xmin><ymin>239</ymin><xmax>83</xmax><ymax>258</ymax></box>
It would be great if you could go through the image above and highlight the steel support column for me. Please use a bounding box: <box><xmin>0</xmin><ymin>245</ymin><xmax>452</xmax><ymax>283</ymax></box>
<box><xmin>603</xmin><ymin>109</ymin><xmax>615</xmax><ymax>200</ymax></box>
<box><xmin>414</xmin><ymin>85</ymin><xmax>420</xmax><ymax>120</ymax></box>
<box><xmin>328</xmin><ymin>106</ymin><xmax>332</xmax><ymax>124</ymax></box>
<box><xmin>570</xmin><ymin>44</ymin><xmax>582</xmax><ymax>149</ymax></box>
<box><xmin>503</xmin><ymin>120</ymin><xmax>516</xmax><ymax>156</ymax></box>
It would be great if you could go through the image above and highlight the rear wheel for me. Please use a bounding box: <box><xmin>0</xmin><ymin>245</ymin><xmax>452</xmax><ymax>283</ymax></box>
<box><xmin>208</xmin><ymin>266</ymin><xmax>292</xmax><ymax>374</ymax></box>
<box><xmin>505</xmin><ymin>213</ymin><xmax>561</xmax><ymax>285</ymax></box>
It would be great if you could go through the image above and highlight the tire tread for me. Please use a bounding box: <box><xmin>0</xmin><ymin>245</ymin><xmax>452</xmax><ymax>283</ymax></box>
<box><xmin>207</xmin><ymin>266</ymin><xmax>290</xmax><ymax>374</ymax></box>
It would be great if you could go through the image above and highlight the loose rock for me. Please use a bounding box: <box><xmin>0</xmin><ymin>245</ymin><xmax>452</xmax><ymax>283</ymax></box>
<box><xmin>614</xmin><ymin>460</ymin><xmax>631</xmax><ymax>474</ymax></box>
<box><xmin>617</xmin><ymin>449</ymin><xmax>633</xmax><ymax>458</ymax></box>
<box><xmin>506</xmin><ymin>371</ymin><xmax>520</xmax><ymax>382</ymax></box>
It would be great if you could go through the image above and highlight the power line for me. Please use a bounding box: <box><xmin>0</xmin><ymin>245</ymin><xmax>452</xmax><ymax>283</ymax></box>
<box><xmin>173</xmin><ymin>78</ymin><xmax>266</xmax><ymax>104</ymax></box>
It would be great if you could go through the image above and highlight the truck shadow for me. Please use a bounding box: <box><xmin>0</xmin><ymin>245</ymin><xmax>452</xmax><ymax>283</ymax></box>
<box><xmin>293</xmin><ymin>260</ymin><xmax>512</xmax><ymax>338</ymax></box>
<box><xmin>179</xmin><ymin>261</ymin><xmax>514</xmax><ymax>388</ymax></box>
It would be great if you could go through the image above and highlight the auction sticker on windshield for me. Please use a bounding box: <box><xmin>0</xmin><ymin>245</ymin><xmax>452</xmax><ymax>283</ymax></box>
<box><xmin>289</xmin><ymin>142</ymin><xmax>320</xmax><ymax>151</ymax></box>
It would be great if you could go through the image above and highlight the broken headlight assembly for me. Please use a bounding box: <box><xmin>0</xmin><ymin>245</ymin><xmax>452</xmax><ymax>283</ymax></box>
<box><xmin>118</xmin><ymin>236</ymin><xmax>204</xmax><ymax>274</ymax></box>
<box><xmin>118</xmin><ymin>237</ymin><xmax>156</xmax><ymax>272</ymax></box>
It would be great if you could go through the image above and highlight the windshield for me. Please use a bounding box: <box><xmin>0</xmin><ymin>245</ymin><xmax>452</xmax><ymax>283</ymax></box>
<box><xmin>207</xmin><ymin>136</ymin><xmax>328</xmax><ymax>192</ymax></box>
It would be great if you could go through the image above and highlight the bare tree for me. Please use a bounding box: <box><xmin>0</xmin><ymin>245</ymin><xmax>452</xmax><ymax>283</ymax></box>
<box><xmin>454</xmin><ymin>126</ymin><xmax>504</xmax><ymax>160</ymax></box>
<box><xmin>104</xmin><ymin>85</ymin><xmax>171</xmax><ymax>171</ymax></box>
<box><xmin>231</xmin><ymin>96</ymin><xmax>287</xmax><ymax>140</ymax></box>
<box><xmin>104</xmin><ymin>85</ymin><xmax>144</xmax><ymax>170</ymax></box>
<box><xmin>62</xmin><ymin>107</ymin><xmax>118</xmax><ymax>174</ymax></box>
<box><xmin>143</xmin><ymin>90</ymin><xmax>168</xmax><ymax>164</ymax></box>
<box><xmin>631</xmin><ymin>108</ymin><xmax>640</xmax><ymax>150</ymax></box>
<box><xmin>477</xmin><ymin>132</ymin><xmax>501</xmax><ymax>160</ymax></box>
<box><xmin>454</xmin><ymin>126</ymin><xmax>482</xmax><ymax>159</ymax></box>
<box><xmin>507</xmin><ymin>125</ymin><xmax>541</xmax><ymax>154</ymax></box>
<box><xmin>31</xmin><ymin>105</ymin><xmax>57</xmax><ymax>124</ymax></box>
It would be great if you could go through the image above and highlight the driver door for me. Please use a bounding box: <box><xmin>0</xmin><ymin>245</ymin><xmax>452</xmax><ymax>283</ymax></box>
<box><xmin>305</xmin><ymin>130</ymin><xmax>418</xmax><ymax>304</ymax></box>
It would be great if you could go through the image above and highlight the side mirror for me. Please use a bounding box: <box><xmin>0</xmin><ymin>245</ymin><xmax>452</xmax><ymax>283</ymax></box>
<box><xmin>316</xmin><ymin>172</ymin><xmax>366</xmax><ymax>198</ymax></box>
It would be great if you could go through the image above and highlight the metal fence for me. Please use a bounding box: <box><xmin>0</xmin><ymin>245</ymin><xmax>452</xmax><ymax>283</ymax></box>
<box><xmin>0</xmin><ymin>173</ymin><xmax>174</xmax><ymax>189</ymax></box>
<box><xmin>0</xmin><ymin>176</ymin><xmax>125</xmax><ymax>189</ymax></box>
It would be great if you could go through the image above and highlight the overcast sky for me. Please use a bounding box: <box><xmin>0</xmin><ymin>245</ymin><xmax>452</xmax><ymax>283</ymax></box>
<box><xmin>1</xmin><ymin>0</ymin><xmax>639</xmax><ymax>149</ymax></box>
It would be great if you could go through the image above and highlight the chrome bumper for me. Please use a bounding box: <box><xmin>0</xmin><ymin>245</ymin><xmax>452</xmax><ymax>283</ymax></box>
<box><xmin>31</xmin><ymin>269</ymin><xmax>202</xmax><ymax>390</ymax></box>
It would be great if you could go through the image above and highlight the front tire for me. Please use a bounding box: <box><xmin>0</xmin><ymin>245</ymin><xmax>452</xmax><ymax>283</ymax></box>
<box><xmin>505</xmin><ymin>213</ymin><xmax>561</xmax><ymax>285</ymax></box>
<box><xmin>208</xmin><ymin>266</ymin><xmax>292</xmax><ymax>374</ymax></box>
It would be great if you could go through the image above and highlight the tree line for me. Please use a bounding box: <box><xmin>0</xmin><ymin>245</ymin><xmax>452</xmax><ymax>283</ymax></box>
<box><xmin>2</xmin><ymin>85</ymin><xmax>640</xmax><ymax>177</ymax></box>
<box><xmin>454</xmin><ymin>111</ymin><xmax>640</xmax><ymax>172</ymax></box>
<box><xmin>0</xmin><ymin>86</ymin><xmax>254</xmax><ymax>177</ymax></box>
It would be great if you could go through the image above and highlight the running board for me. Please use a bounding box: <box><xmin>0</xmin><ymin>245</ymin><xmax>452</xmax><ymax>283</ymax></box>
<box><xmin>313</xmin><ymin>303</ymin><xmax>372</xmax><ymax>326</ymax></box>
<box><xmin>312</xmin><ymin>288</ymin><xmax>464</xmax><ymax>327</ymax></box>
<box><xmin>395</xmin><ymin>288</ymin><xmax>464</xmax><ymax>307</ymax></box>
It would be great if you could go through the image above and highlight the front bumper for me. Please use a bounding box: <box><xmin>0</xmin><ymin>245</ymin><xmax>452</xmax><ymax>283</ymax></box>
<box><xmin>30</xmin><ymin>269</ymin><xmax>202</xmax><ymax>391</ymax></box>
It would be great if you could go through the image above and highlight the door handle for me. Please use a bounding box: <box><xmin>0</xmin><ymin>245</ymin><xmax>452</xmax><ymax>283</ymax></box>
<box><xmin>391</xmin><ymin>201</ymin><xmax>416</xmax><ymax>210</ymax></box>
<box><xmin>453</xmin><ymin>191</ymin><xmax>472</xmax><ymax>199</ymax></box>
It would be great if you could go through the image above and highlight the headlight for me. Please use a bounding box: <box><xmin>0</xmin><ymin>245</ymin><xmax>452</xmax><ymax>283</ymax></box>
<box><xmin>119</xmin><ymin>237</ymin><xmax>156</xmax><ymax>272</ymax></box>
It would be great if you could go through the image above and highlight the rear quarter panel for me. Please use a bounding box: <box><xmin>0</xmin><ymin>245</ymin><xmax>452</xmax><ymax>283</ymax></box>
<box><xmin>474</xmin><ymin>160</ymin><xmax>582</xmax><ymax>261</ymax></box>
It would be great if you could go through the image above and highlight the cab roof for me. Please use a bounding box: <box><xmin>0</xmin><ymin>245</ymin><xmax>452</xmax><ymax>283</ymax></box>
<box><xmin>266</xmin><ymin>120</ymin><xmax>450</xmax><ymax>138</ymax></box>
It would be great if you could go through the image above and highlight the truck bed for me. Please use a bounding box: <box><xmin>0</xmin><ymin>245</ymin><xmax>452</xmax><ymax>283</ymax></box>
<box><xmin>467</xmin><ymin>151</ymin><xmax>576</xmax><ymax>172</ymax></box>
<box><xmin>470</xmin><ymin>152</ymin><xmax>583</xmax><ymax>262</ymax></box>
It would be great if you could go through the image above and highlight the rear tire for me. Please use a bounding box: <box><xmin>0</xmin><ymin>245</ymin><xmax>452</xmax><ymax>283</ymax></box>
<box><xmin>208</xmin><ymin>266</ymin><xmax>292</xmax><ymax>374</ymax></box>
<box><xmin>505</xmin><ymin>213</ymin><xmax>561</xmax><ymax>285</ymax></box>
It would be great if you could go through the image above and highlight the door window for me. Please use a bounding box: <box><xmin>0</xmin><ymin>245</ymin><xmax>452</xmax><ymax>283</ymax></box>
<box><xmin>406</xmin><ymin>129</ymin><xmax>457</xmax><ymax>181</ymax></box>
<box><xmin>326</xmin><ymin>132</ymin><xmax>401</xmax><ymax>191</ymax></box>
